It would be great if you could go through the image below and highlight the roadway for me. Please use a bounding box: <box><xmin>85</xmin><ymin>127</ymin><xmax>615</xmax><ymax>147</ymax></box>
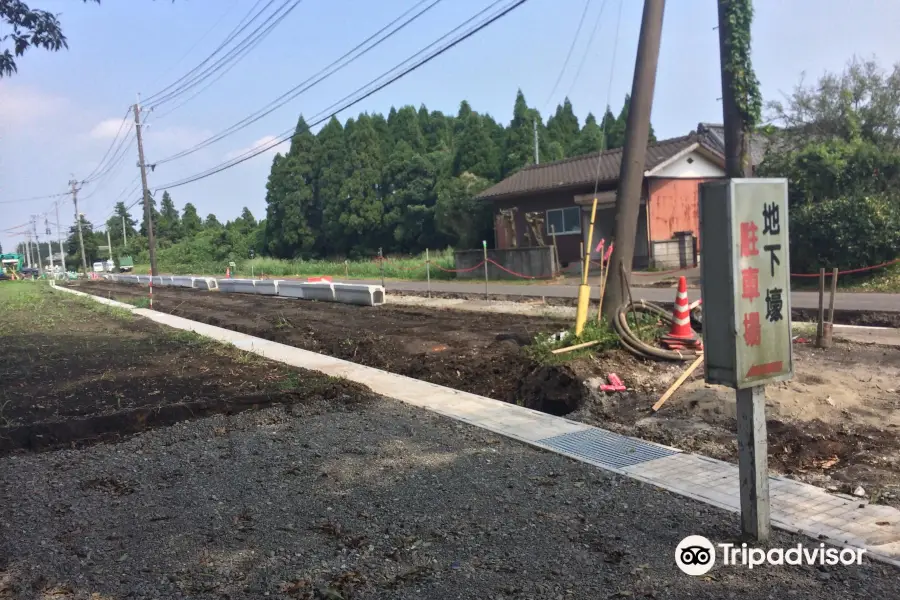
<box><xmin>355</xmin><ymin>279</ymin><xmax>900</xmax><ymax>313</ymax></box>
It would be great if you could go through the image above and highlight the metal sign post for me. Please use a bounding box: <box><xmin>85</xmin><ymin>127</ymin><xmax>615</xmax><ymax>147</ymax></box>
<box><xmin>699</xmin><ymin>179</ymin><xmax>793</xmax><ymax>542</ymax></box>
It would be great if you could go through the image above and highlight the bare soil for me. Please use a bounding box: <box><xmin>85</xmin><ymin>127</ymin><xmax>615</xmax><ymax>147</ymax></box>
<box><xmin>73</xmin><ymin>281</ymin><xmax>900</xmax><ymax>505</ymax></box>
<box><xmin>0</xmin><ymin>285</ymin><xmax>373</xmax><ymax>453</ymax></box>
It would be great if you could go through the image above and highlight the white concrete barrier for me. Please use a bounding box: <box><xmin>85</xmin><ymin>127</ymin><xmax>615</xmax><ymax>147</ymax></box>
<box><xmin>254</xmin><ymin>280</ymin><xmax>280</xmax><ymax>296</ymax></box>
<box><xmin>298</xmin><ymin>282</ymin><xmax>335</xmax><ymax>302</ymax></box>
<box><xmin>170</xmin><ymin>276</ymin><xmax>193</xmax><ymax>288</ymax></box>
<box><xmin>150</xmin><ymin>276</ymin><xmax>169</xmax><ymax>286</ymax></box>
<box><xmin>333</xmin><ymin>283</ymin><xmax>385</xmax><ymax>306</ymax></box>
<box><xmin>119</xmin><ymin>275</ymin><xmax>139</xmax><ymax>284</ymax></box>
<box><xmin>192</xmin><ymin>277</ymin><xmax>219</xmax><ymax>291</ymax></box>
<box><xmin>217</xmin><ymin>278</ymin><xmax>256</xmax><ymax>294</ymax></box>
<box><xmin>276</xmin><ymin>281</ymin><xmax>305</xmax><ymax>300</ymax></box>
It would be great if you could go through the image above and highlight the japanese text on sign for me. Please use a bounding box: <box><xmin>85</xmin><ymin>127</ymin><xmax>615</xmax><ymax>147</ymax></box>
<box><xmin>732</xmin><ymin>181</ymin><xmax>793</xmax><ymax>387</ymax></box>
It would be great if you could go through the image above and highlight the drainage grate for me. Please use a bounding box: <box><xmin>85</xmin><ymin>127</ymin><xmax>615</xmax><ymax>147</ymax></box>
<box><xmin>537</xmin><ymin>428</ymin><xmax>678</xmax><ymax>470</ymax></box>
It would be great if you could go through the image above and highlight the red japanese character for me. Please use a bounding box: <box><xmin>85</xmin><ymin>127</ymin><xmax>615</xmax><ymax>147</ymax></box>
<box><xmin>741</xmin><ymin>267</ymin><xmax>760</xmax><ymax>300</ymax></box>
<box><xmin>740</xmin><ymin>221</ymin><xmax>759</xmax><ymax>257</ymax></box>
<box><xmin>743</xmin><ymin>312</ymin><xmax>761</xmax><ymax>347</ymax></box>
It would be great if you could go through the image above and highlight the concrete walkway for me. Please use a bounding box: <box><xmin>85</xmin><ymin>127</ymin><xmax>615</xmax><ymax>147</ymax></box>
<box><xmin>54</xmin><ymin>284</ymin><xmax>900</xmax><ymax>567</ymax></box>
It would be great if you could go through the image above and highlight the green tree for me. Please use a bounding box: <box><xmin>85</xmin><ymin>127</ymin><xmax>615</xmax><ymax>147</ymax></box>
<box><xmin>66</xmin><ymin>215</ymin><xmax>98</xmax><ymax>264</ymax></box>
<box><xmin>139</xmin><ymin>191</ymin><xmax>159</xmax><ymax>237</ymax></box>
<box><xmin>388</xmin><ymin>105</ymin><xmax>425</xmax><ymax>153</ymax></box>
<box><xmin>104</xmin><ymin>201</ymin><xmax>137</xmax><ymax>247</ymax></box>
<box><xmin>181</xmin><ymin>202</ymin><xmax>202</xmax><ymax>235</ymax></box>
<box><xmin>571</xmin><ymin>112</ymin><xmax>604</xmax><ymax>156</ymax></box>
<box><xmin>435</xmin><ymin>172</ymin><xmax>493</xmax><ymax>249</ymax></box>
<box><xmin>1</xmin><ymin>1</ymin><xmax>172</xmax><ymax>77</ymax></box>
<box><xmin>452</xmin><ymin>112</ymin><xmax>501</xmax><ymax>180</ymax></box>
<box><xmin>546</xmin><ymin>98</ymin><xmax>580</xmax><ymax>156</ymax></box>
<box><xmin>204</xmin><ymin>214</ymin><xmax>222</xmax><ymax>229</ymax></box>
<box><xmin>383</xmin><ymin>141</ymin><xmax>440</xmax><ymax>252</ymax></box>
<box><xmin>264</xmin><ymin>118</ymin><xmax>318</xmax><ymax>257</ymax></box>
<box><xmin>157</xmin><ymin>190</ymin><xmax>181</xmax><ymax>241</ymax></box>
<box><xmin>314</xmin><ymin>117</ymin><xmax>347</xmax><ymax>255</ymax></box>
<box><xmin>502</xmin><ymin>90</ymin><xmax>541</xmax><ymax>176</ymax></box>
<box><xmin>330</xmin><ymin>115</ymin><xmax>385</xmax><ymax>254</ymax></box>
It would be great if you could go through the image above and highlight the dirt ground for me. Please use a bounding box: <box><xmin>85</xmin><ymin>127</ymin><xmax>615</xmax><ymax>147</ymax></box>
<box><xmin>0</xmin><ymin>283</ymin><xmax>372</xmax><ymax>453</ymax></box>
<box><xmin>73</xmin><ymin>281</ymin><xmax>900</xmax><ymax>505</ymax></box>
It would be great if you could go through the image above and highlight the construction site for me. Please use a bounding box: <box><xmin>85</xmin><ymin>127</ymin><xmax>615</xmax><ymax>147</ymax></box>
<box><xmin>65</xmin><ymin>276</ymin><xmax>900</xmax><ymax>508</ymax></box>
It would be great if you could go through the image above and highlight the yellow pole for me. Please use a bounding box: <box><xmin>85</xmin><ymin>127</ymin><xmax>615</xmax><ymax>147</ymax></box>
<box><xmin>575</xmin><ymin>198</ymin><xmax>598</xmax><ymax>336</ymax></box>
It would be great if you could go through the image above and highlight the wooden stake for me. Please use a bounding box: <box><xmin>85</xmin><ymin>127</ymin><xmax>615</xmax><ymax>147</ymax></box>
<box><xmin>551</xmin><ymin>340</ymin><xmax>601</xmax><ymax>355</ymax></box>
<box><xmin>652</xmin><ymin>354</ymin><xmax>704</xmax><ymax>412</ymax></box>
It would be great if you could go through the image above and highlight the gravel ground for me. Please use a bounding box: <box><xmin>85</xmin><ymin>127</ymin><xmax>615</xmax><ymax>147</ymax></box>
<box><xmin>2</xmin><ymin>396</ymin><xmax>897</xmax><ymax>600</ymax></box>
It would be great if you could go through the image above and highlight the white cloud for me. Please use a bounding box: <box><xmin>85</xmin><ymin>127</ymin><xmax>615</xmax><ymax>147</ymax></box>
<box><xmin>89</xmin><ymin>117</ymin><xmax>131</xmax><ymax>140</ymax></box>
<box><xmin>224</xmin><ymin>135</ymin><xmax>286</xmax><ymax>161</ymax></box>
<box><xmin>0</xmin><ymin>83</ymin><xmax>66</xmax><ymax>126</ymax></box>
<box><xmin>147</xmin><ymin>124</ymin><xmax>213</xmax><ymax>150</ymax></box>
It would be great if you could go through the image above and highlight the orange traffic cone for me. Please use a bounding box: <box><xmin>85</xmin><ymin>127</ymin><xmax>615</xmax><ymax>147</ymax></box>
<box><xmin>661</xmin><ymin>276</ymin><xmax>702</xmax><ymax>350</ymax></box>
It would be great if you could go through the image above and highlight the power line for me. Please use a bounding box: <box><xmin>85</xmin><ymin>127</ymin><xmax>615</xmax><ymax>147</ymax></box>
<box><xmin>81</xmin><ymin>106</ymin><xmax>134</xmax><ymax>183</ymax></box>
<box><xmin>141</xmin><ymin>0</ymin><xmax>271</xmax><ymax>106</ymax></box>
<box><xmin>155</xmin><ymin>0</ymin><xmax>529</xmax><ymax>191</ymax></box>
<box><xmin>145</xmin><ymin>0</ymin><xmax>305</xmax><ymax>111</ymax></box>
<box><xmin>543</xmin><ymin>0</ymin><xmax>593</xmax><ymax>110</ymax></box>
<box><xmin>154</xmin><ymin>0</ymin><xmax>444</xmax><ymax>164</ymax></box>
<box><xmin>591</xmin><ymin>0</ymin><xmax>625</xmax><ymax>198</ymax></box>
<box><xmin>145</xmin><ymin>0</ymin><xmax>241</xmax><ymax>91</ymax></box>
<box><xmin>0</xmin><ymin>191</ymin><xmax>68</xmax><ymax>205</ymax></box>
<box><xmin>564</xmin><ymin>0</ymin><xmax>612</xmax><ymax>100</ymax></box>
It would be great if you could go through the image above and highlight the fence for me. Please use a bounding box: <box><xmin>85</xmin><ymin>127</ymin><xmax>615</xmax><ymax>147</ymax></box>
<box><xmin>453</xmin><ymin>247</ymin><xmax>558</xmax><ymax>280</ymax></box>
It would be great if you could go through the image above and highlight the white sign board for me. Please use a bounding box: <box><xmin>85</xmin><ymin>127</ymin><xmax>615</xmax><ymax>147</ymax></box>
<box><xmin>699</xmin><ymin>179</ymin><xmax>793</xmax><ymax>389</ymax></box>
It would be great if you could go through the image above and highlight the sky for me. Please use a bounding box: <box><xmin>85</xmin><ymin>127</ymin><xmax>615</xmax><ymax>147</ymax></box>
<box><xmin>2</xmin><ymin>0</ymin><xmax>899</xmax><ymax>253</ymax></box>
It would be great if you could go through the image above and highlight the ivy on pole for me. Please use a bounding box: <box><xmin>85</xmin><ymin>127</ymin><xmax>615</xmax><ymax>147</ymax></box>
<box><xmin>719</xmin><ymin>0</ymin><xmax>762</xmax><ymax>130</ymax></box>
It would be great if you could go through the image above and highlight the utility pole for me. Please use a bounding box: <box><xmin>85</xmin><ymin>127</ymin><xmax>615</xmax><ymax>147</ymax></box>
<box><xmin>25</xmin><ymin>233</ymin><xmax>32</xmax><ymax>268</ymax></box>
<box><xmin>602</xmin><ymin>0</ymin><xmax>666</xmax><ymax>322</ymax></box>
<box><xmin>133</xmin><ymin>95</ymin><xmax>158</xmax><ymax>276</ymax></box>
<box><xmin>717</xmin><ymin>0</ymin><xmax>752</xmax><ymax>178</ymax></box>
<box><xmin>533</xmin><ymin>118</ymin><xmax>540</xmax><ymax>164</ymax></box>
<box><xmin>44</xmin><ymin>218</ymin><xmax>54</xmax><ymax>271</ymax></box>
<box><xmin>106</xmin><ymin>228</ymin><xmax>113</xmax><ymax>264</ymax></box>
<box><xmin>55</xmin><ymin>200</ymin><xmax>67</xmax><ymax>274</ymax></box>
<box><xmin>715</xmin><ymin>0</ymin><xmax>768</xmax><ymax>542</ymax></box>
<box><xmin>70</xmin><ymin>178</ymin><xmax>88</xmax><ymax>275</ymax></box>
<box><xmin>122</xmin><ymin>215</ymin><xmax>128</xmax><ymax>248</ymax></box>
<box><xmin>31</xmin><ymin>215</ymin><xmax>44</xmax><ymax>277</ymax></box>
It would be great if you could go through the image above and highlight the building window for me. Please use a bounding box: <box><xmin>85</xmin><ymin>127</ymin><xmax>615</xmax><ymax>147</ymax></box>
<box><xmin>546</xmin><ymin>206</ymin><xmax>581</xmax><ymax>235</ymax></box>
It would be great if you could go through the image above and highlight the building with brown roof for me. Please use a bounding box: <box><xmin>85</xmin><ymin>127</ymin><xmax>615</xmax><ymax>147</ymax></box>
<box><xmin>476</xmin><ymin>126</ymin><xmax>735</xmax><ymax>268</ymax></box>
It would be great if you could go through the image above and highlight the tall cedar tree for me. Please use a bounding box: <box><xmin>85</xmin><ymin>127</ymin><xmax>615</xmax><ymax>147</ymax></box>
<box><xmin>157</xmin><ymin>191</ymin><xmax>181</xmax><ymax>241</ymax></box>
<box><xmin>264</xmin><ymin>116</ymin><xmax>318</xmax><ymax>258</ymax></box>
<box><xmin>181</xmin><ymin>203</ymin><xmax>202</xmax><ymax>235</ymax></box>
<box><xmin>332</xmin><ymin>116</ymin><xmax>385</xmax><ymax>255</ymax></box>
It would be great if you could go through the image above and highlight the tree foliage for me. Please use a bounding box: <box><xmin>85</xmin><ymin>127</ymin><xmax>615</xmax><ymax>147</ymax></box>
<box><xmin>760</xmin><ymin>57</ymin><xmax>900</xmax><ymax>271</ymax></box>
<box><xmin>0</xmin><ymin>1</ymin><xmax>171</xmax><ymax>77</ymax></box>
<box><xmin>257</xmin><ymin>92</ymin><xmax>655</xmax><ymax>258</ymax></box>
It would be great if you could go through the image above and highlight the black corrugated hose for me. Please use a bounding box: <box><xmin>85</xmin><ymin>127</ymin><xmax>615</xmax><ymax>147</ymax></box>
<box><xmin>612</xmin><ymin>300</ymin><xmax>703</xmax><ymax>362</ymax></box>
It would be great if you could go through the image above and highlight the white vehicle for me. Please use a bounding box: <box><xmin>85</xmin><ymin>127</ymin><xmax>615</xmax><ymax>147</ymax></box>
<box><xmin>92</xmin><ymin>260</ymin><xmax>115</xmax><ymax>273</ymax></box>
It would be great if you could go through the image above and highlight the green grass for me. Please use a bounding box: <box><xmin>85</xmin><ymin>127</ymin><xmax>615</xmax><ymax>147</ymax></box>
<box><xmin>527</xmin><ymin>320</ymin><xmax>620</xmax><ymax>365</ymax></box>
<box><xmin>124</xmin><ymin>297</ymin><xmax>151</xmax><ymax>309</ymax></box>
<box><xmin>132</xmin><ymin>248</ymin><xmax>461</xmax><ymax>280</ymax></box>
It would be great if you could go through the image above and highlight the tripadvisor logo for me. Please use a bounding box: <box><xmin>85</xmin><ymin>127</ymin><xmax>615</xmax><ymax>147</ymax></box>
<box><xmin>675</xmin><ymin>535</ymin><xmax>865</xmax><ymax>575</ymax></box>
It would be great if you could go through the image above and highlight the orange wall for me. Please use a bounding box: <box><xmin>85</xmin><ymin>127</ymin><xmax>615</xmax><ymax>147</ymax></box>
<box><xmin>647</xmin><ymin>178</ymin><xmax>714</xmax><ymax>244</ymax></box>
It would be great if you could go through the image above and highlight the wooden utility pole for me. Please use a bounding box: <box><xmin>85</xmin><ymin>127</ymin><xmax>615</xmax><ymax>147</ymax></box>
<box><xmin>70</xmin><ymin>179</ymin><xmax>88</xmax><ymax>275</ymax></box>
<box><xmin>133</xmin><ymin>96</ymin><xmax>159</xmax><ymax>276</ymax></box>
<box><xmin>602</xmin><ymin>0</ymin><xmax>666</xmax><ymax>322</ymax></box>
<box><xmin>31</xmin><ymin>215</ymin><xmax>44</xmax><ymax>277</ymax></box>
<box><xmin>717</xmin><ymin>1</ymin><xmax>752</xmax><ymax>177</ymax></box>
<box><xmin>716</xmin><ymin>0</ymin><xmax>768</xmax><ymax>542</ymax></box>
<box><xmin>55</xmin><ymin>200</ymin><xmax>67</xmax><ymax>274</ymax></box>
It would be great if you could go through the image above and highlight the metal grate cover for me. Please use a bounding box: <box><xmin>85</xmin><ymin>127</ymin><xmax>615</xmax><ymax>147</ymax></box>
<box><xmin>537</xmin><ymin>428</ymin><xmax>677</xmax><ymax>470</ymax></box>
